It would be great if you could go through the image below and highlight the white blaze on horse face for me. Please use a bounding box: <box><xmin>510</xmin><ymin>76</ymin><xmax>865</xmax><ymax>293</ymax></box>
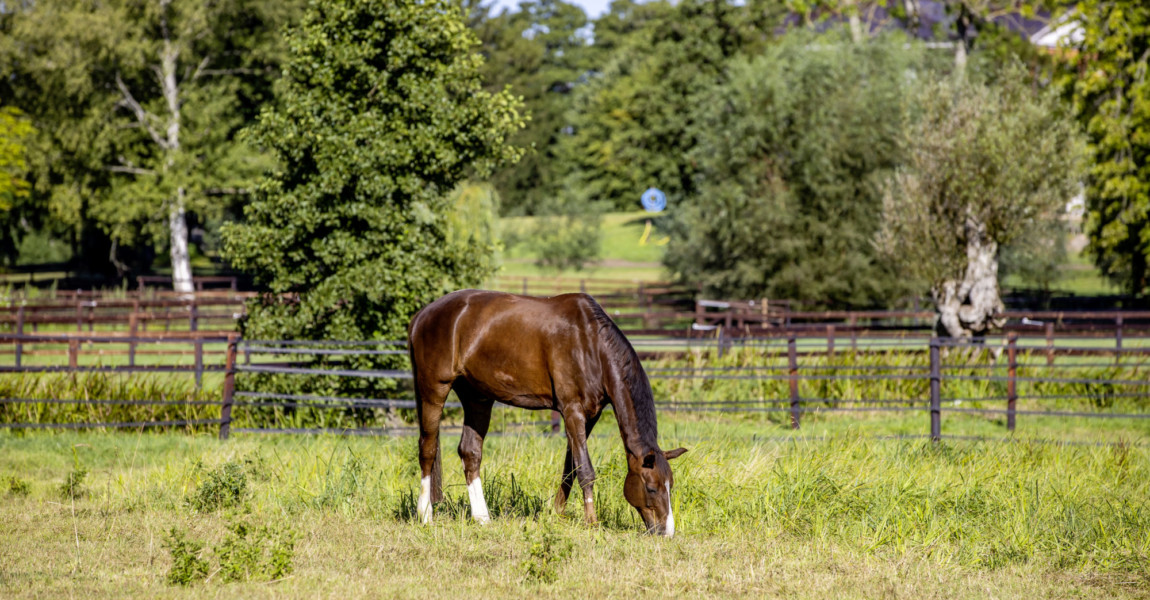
<box><xmin>418</xmin><ymin>476</ymin><xmax>433</xmax><ymax>524</ymax></box>
<box><xmin>468</xmin><ymin>477</ymin><xmax>490</xmax><ymax>524</ymax></box>
<box><xmin>664</xmin><ymin>482</ymin><xmax>675</xmax><ymax>537</ymax></box>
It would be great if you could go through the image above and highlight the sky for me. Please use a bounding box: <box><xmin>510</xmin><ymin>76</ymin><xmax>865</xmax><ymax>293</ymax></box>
<box><xmin>491</xmin><ymin>0</ymin><xmax>613</xmax><ymax>20</ymax></box>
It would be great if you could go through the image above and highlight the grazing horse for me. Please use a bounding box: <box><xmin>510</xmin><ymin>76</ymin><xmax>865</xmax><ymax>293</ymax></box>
<box><xmin>407</xmin><ymin>289</ymin><xmax>686</xmax><ymax>535</ymax></box>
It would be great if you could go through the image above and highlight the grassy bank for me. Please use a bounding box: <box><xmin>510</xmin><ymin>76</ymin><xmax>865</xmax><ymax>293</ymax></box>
<box><xmin>1</xmin><ymin>428</ymin><xmax>1148</xmax><ymax>598</ymax></box>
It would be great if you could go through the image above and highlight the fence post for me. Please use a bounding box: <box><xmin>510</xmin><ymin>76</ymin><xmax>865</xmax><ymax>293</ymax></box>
<box><xmin>194</xmin><ymin>338</ymin><xmax>204</xmax><ymax>390</ymax></box>
<box><xmin>14</xmin><ymin>305</ymin><xmax>24</xmax><ymax>368</ymax></box>
<box><xmin>929</xmin><ymin>337</ymin><xmax>941</xmax><ymax>442</ymax></box>
<box><xmin>1007</xmin><ymin>332</ymin><xmax>1017</xmax><ymax>432</ymax></box>
<box><xmin>75</xmin><ymin>299</ymin><xmax>83</xmax><ymax>332</ymax></box>
<box><xmin>220</xmin><ymin>335</ymin><xmax>237</xmax><ymax>440</ymax></box>
<box><xmin>1044</xmin><ymin>321</ymin><xmax>1054</xmax><ymax>366</ymax></box>
<box><xmin>788</xmin><ymin>334</ymin><xmax>800</xmax><ymax>430</ymax></box>
<box><xmin>68</xmin><ymin>338</ymin><xmax>79</xmax><ymax>371</ymax></box>
<box><xmin>695</xmin><ymin>299</ymin><xmax>704</xmax><ymax>326</ymax></box>
<box><xmin>189</xmin><ymin>302</ymin><xmax>199</xmax><ymax>332</ymax></box>
<box><xmin>1115</xmin><ymin>315</ymin><xmax>1123</xmax><ymax>364</ymax></box>
<box><xmin>551</xmin><ymin>410</ymin><xmax>560</xmax><ymax>434</ymax></box>
<box><xmin>128</xmin><ymin>312</ymin><xmax>138</xmax><ymax>367</ymax></box>
<box><xmin>826</xmin><ymin>325</ymin><xmax>835</xmax><ymax>358</ymax></box>
<box><xmin>243</xmin><ymin>338</ymin><xmax>251</xmax><ymax>365</ymax></box>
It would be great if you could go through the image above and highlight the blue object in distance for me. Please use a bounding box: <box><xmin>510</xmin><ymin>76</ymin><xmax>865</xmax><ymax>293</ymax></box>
<box><xmin>641</xmin><ymin>187</ymin><xmax>667</xmax><ymax>213</ymax></box>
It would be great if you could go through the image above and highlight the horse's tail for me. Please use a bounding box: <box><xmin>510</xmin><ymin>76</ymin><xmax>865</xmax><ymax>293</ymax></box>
<box><xmin>409</xmin><ymin>308</ymin><xmax>443</xmax><ymax>505</ymax></box>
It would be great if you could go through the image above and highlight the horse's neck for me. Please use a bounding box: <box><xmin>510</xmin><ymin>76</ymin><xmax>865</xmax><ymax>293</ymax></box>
<box><xmin>606</xmin><ymin>373</ymin><xmax>657</xmax><ymax>458</ymax></box>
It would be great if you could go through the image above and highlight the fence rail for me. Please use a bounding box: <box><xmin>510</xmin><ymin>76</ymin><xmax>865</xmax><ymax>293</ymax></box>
<box><xmin>0</xmin><ymin>330</ymin><xmax>1147</xmax><ymax>443</ymax></box>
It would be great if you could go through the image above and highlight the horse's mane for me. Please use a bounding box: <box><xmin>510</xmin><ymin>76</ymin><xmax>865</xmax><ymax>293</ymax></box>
<box><xmin>587</xmin><ymin>298</ymin><xmax>658</xmax><ymax>448</ymax></box>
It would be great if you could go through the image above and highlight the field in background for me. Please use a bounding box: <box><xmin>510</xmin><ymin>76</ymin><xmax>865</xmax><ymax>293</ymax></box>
<box><xmin>1</xmin><ymin>426</ymin><xmax>1147</xmax><ymax>599</ymax></box>
<box><xmin>497</xmin><ymin>211</ymin><xmax>668</xmax><ymax>281</ymax></box>
<box><xmin>495</xmin><ymin>212</ymin><xmax>1119</xmax><ymax>296</ymax></box>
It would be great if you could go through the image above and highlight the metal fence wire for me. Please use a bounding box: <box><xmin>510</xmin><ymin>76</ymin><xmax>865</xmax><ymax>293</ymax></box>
<box><xmin>0</xmin><ymin>331</ymin><xmax>1147</xmax><ymax>442</ymax></box>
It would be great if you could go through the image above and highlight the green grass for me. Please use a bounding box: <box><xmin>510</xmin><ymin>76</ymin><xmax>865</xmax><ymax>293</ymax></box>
<box><xmin>496</xmin><ymin>211</ymin><xmax>668</xmax><ymax>282</ymax></box>
<box><xmin>1</xmin><ymin>426</ymin><xmax>1148</xmax><ymax>598</ymax></box>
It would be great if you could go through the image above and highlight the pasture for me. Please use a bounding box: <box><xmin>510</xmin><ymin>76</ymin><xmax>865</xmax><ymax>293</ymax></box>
<box><xmin>2</xmin><ymin>418</ymin><xmax>1149</xmax><ymax>599</ymax></box>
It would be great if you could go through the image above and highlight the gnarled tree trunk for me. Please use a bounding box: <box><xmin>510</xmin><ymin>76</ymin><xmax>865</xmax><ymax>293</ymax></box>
<box><xmin>932</xmin><ymin>216</ymin><xmax>1005</xmax><ymax>339</ymax></box>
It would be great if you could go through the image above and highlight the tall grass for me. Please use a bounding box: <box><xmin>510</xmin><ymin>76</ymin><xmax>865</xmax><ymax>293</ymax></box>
<box><xmin>3</xmin><ymin>429</ymin><xmax>1148</xmax><ymax>575</ymax></box>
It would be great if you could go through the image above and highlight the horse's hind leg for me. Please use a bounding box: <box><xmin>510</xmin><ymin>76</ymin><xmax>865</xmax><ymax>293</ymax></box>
<box><xmin>415</xmin><ymin>376</ymin><xmax>450</xmax><ymax>525</ymax></box>
<box><xmin>455</xmin><ymin>381</ymin><xmax>493</xmax><ymax>524</ymax></box>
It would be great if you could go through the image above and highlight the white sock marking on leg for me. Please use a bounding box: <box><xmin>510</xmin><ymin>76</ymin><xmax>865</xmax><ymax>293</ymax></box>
<box><xmin>418</xmin><ymin>476</ymin><xmax>433</xmax><ymax>524</ymax></box>
<box><xmin>664</xmin><ymin>482</ymin><xmax>675</xmax><ymax>537</ymax></box>
<box><xmin>468</xmin><ymin>477</ymin><xmax>490</xmax><ymax>524</ymax></box>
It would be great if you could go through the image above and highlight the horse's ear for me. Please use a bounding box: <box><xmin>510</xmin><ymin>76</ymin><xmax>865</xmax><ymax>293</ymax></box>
<box><xmin>664</xmin><ymin>448</ymin><xmax>688</xmax><ymax>460</ymax></box>
<box><xmin>642</xmin><ymin>453</ymin><xmax>656</xmax><ymax>469</ymax></box>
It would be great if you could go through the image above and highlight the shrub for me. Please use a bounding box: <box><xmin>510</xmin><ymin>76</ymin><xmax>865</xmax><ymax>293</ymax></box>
<box><xmin>163</xmin><ymin>527</ymin><xmax>210</xmax><ymax>586</ymax></box>
<box><xmin>187</xmin><ymin>462</ymin><xmax>249</xmax><ymax>512</ymax></box>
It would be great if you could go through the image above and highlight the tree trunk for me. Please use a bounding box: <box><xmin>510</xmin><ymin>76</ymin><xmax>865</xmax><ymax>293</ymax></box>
<box><xmin>932</xmin><ymin>216</ymin><xmax>1005</xmax><ymax>339</ymax></box>
<box><xmin>158</xmin><ymin>25</ymin><xmax>193</xmax><ymax>295</ymax></box>
<box><xmin>169</xmin><ymin>187</ymin><xmax>194</xmax><ymax>295</ymax></box>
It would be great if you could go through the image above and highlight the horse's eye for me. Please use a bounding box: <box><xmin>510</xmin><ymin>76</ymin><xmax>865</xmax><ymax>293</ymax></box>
<box><xmin>645</xmin><ymin>486</ymin><xmax>658</xmax><ymax>495</ymax></box>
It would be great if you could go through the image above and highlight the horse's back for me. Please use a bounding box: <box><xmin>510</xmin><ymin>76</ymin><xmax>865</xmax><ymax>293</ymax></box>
<box><xmin>408</xmin><ymin>290</ymin><xmax>604</xmax><ymax>405</ymax></box>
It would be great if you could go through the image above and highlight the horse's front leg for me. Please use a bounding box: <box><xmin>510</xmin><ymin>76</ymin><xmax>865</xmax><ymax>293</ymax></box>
<box><xmin>561</xmin><ymin>410</ymin><xmax>599</xmax><ymax>524</ymax></box>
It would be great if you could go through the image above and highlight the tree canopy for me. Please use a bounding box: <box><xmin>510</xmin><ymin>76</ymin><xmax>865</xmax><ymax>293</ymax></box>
<box><xmin>222</xmin><ymin>0</ymin><xmax>524</xmax><ymax>349</ymax></box>
<box><xmin>1065</xmin><ymin>0</ymin><xmax>1150</xmax><ymax>294</ymax></box>
<box><xmin>0</xmin><ymin>0</ymin><xmax>301</xmax><ymax>282</ymax></box>
<box><xmin>663</xmin><ymin>32</ymin><xmax>927</xmax><ymax>307</ymax></box>
<box><xmin>879</xmin><ymin>67</ymin><xmax>1087</xmax><ymax>336</ymax></box>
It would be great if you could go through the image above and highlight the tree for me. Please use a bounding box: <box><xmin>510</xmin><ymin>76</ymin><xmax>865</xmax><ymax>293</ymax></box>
<box><xmin>0</xmin><ymin>106</ymin><xmax>34</xmax><ymax>264</ymax></box>
<box><xmin>1063</xmin><ymin>0</ymin><xmax>1150</xmax><ymax>294</ymax></box>
<box><xmin>472</xmin><ymin>0</ymin><xmax>594</xmax><ymax>215</ymax></box>
<box><xmin>1</xmin><ymin>0</ymin><xmax>300</xmax><ymax>286</ymax></box>
<box><xmin>221</xmin><ymin>0</ymin><xmax>523</xmax><ymax>395</ymax></box>
<box><xmin>664</xmin><ymin>32</ymin><xmax>925</xmax><ymax>307</ymax></box>
<box><xmin>878</xmin><ymin>67</ymin><xmax>1086</xmax><ymax>338</ymax></box>
<box><xmin>559</xmin><ymin>0</ymin><xmax>777</xmax><ymax>211</ymax></box>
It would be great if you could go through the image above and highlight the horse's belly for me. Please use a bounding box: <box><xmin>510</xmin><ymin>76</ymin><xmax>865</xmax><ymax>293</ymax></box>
<box><xmin>462</xmin><ymin>370</ymin><xmax>555</xmax><ymax>410</ymax></box>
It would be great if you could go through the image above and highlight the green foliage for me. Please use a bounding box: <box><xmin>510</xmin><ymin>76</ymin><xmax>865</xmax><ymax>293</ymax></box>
<box><xmin>519</xmin><ymin>519</ymin><xmax>572</xmax><ymax>584</ymax></box>
<box><xmin>473</xmin><ymin>0</ymin><xmax>594</xmax><ymax>215</ymax></box>
<box><xmin>187</xmin><ymin>462</ymin><xmax>249</xmax><ymax>512</ymax></box>
<box><xmin>666</xmin><ymin>32</ymin><xmax>927</xmax><ymax>307</ymax></box>
<box><xmin>879</xmin><ymin>64</ymin><xmax>1087</xmax><ymax>290</ymax></box>
<box><xmin>446</xmin><ymin>182</ymin><xmax>503</xmax><ymax>263</ymax></box>
<box><xmin>559</xmin><ymin>0</ymin><xmax>779</xmax><ymax>212</ymax></box>
<box><xmin>222</xmin><ymin>0</ymin><xmax>524</xmax><ymax>395</ymax></box>
<box><xmin>162</xmin><ymin>518</ymin><xmax>296</xmax><ymax>586</ymax></box>
<box><xmin>1063</xmin><ymin>0</ymin><xmax>1150</xmax><ymax>294</ymax></box>
<box><xmin>163</xmin><ymin>527</ymin><xmax>210</xmax><ymax>586</ymax></box>
<box><xmin>6</xmin><ymin>475</ymin><xmax>30</xmax><ymax>497</ymax></box>
<box><xmin>0</xmin><ymin>0</ymin><xmax>302</xmax><ymax>275</ymax></box>
<box><xmin>215</xmin><ymin>517</ymin><xmax>297</xmax><ymax>583</ymax></box>
<box><xmin>526</xmin><ymin>194</ymin><xmax>605</xmax><ymax>272</ymax></box>
<box><xmin>59</xmin><ymin>467</ymin><xmax>87</xmax><ymax>500</ymax></box>
<box><xmin>0</xmin><ymin>106</ymin><xmax>35</xmax><ymax>265</ymax></box>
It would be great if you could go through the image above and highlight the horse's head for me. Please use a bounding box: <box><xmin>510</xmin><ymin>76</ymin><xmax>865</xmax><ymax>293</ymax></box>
<box><xmin>624</xmin><ymin>447</ymin><xmax>687</xmax><ymax>536</ymax></box>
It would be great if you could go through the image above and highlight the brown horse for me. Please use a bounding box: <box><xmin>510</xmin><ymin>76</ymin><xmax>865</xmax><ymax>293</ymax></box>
<box><xmin>407</xmin><ymin>289</ymin><xmax>686</xmax><ymax>535</ymax></box>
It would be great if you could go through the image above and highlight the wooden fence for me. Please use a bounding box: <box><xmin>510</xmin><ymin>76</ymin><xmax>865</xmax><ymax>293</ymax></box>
<box><xmin>1</xmin><ymin>331</ymin><xmax>1148</xmax><ymax>445</ymax></box>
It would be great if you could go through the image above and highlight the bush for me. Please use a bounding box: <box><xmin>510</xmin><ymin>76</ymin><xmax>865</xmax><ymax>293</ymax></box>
<box><xmin>163</xmin><ymin>527</ymin><xmax>210</xmax><ymax>586</ymax></box>
<box><xmin>187</xmin><ymin>462</ymin><xmax>249</xmax><ymax>512</ymax></box>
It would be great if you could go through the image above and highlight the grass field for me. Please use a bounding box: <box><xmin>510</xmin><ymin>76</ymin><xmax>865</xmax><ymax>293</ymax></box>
<box><xmin>1</xmin><ymin>422</ymin><xmax>1148</xmax><ymax>599</ymax></box>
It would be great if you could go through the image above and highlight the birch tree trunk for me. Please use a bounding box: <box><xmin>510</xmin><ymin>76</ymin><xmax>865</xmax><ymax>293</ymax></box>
<box><xmin>170</xmin><ymin>187</ymin><xmax>193</xmax><ymax>294</ymax></box>
<box><xmin>932</xmin><ymin>216</ymin><xmax>1006</xmax><ymax>339</ymax></box>
<box><xmin>158</xmin><ymin>13</ymin><xmax>194</xmax><ymax>295</ymax></box>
